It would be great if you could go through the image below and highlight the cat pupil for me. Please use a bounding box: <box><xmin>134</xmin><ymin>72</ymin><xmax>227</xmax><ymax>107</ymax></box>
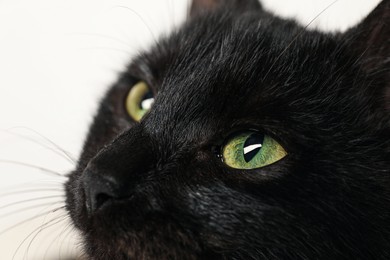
<box><xmin>140</xmin><ymin>91</ymin><xmax>154</xmax><ymax>110</ymax></box>
<box><xmin>243</xmin><ymin>133</ymin><xmax>264</xmax><ymax>162</ymax></box>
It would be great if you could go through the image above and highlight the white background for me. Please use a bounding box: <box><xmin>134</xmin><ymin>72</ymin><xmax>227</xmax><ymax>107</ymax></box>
<box><xmin>0</xmin><ymin>0</ymin><xmax>381</xmax><ymax>259</ymax></box>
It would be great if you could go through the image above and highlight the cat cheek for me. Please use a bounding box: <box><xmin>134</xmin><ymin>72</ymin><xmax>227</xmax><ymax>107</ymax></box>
<box><xmin>184</xmin><ymin>186</ymin><xmax>265</xmax><ymax>246</ymax></box>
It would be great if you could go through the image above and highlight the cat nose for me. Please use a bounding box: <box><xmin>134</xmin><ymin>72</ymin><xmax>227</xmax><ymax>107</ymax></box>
<box><xmin>82</xmin><ymin>166</ymin><xmax>129</xmax><ymax>214</ymax></box>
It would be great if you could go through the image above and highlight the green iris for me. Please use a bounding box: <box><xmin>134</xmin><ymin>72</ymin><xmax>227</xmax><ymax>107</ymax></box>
<box><xmin>126</xmin><ymin>81</ymin><xmax>154</xmax><ymax>122</ymax></box>
<box><xmin>222</xmin><ymin>131</ymin><xmax>287</xmax><ymax>169</ymax></box>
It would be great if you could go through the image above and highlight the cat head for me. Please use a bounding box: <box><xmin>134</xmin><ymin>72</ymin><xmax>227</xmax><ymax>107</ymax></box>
<box><xmin>65</xmin><ymin>0</ymin><xmax>389</xmax><ymax>259</ymax></box>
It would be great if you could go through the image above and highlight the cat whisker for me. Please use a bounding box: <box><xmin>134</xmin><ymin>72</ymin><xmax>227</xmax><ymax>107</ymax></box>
<box><xmin>262</xmin><ymin>0</ymin><xmax>340</xmax><ymax>82</ymax></box>
<box><xmin>13</xmin><ymin>213</ymin><xmax>68</xmax><ymax>260</ymax></box>
<box><xmin>0</xmin><ymin>205</ymin><xmax>66</xmax><ymax>236</ymax></box>
<box><xmin>0</xmin><ymin>195</ymin><xmax>65</xmax><ymax>211</ymax></box>
<box><xmin>0</xmin><ymin>188</ymin><xmax>64</xmax><ymax>199</ymax></box>
<box><xmin>110</xmin><ymin>5</ymin><xmax>158</xmax><ymax>45</ymax></box>
<box><xmin>0</xmin><ymin>129</ymin><xmax>76</xmax><ymax>165</ymax></box>
<box><xmin>6</xmin><ymin>126</ymin><xmax>77</xmax><ymax>164</ymax></box>
<box><xmin>45</xmin><ymin>221</ymin><xmax>75</xmax><ymax>260</ymax></box>
<box><xmin>0</xmin><ymin>201</ymin><xmax>65</xmax><ymax>220</ymax></box>
<box><xmin>42</xmin><ymin>223</ymin><xmax>70</xmax><ymax>260</ymax></box>
<box><xmin>24</xmin><ymin>215</ymin><xmax>70</xmax><ymax>260</ymax></box>
<box><xmin>62</xmin><ymin>225</ymin><xmax>78</xmax><ymax>259</ymax></box>
<box><xmin>0</xmin><ymin>159</ymin><xmax>66</xmax><ymax>177</ymax></box>
<box><xmin>0</xmin><ymin>180</ymin><xmax>65</xmax><ymax>193</ymax></box>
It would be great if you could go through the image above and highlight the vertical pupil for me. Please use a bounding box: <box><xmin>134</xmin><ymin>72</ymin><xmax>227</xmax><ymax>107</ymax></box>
<box><xmin>243</xmin><ymin>133</ymin><xmax>264</xmax><ymax>163</ymax></box>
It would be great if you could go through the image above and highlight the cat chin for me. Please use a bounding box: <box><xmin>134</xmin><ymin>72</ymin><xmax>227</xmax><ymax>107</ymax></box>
<box><xmin>81</xmin><ymin>217</ymin><xmax>203</xmax><ymax>260</ymax></box>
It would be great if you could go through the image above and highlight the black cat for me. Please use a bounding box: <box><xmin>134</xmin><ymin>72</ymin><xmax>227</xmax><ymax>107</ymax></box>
<box><xmin>65</xmin><ymin>0</ymin><xmax>390</xmax><ymax>259</ymax></box>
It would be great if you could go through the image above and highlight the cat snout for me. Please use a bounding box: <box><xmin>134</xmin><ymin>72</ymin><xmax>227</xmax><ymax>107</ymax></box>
<box><xmin>82</xmin><ymin>165</ymin><xmax>132</xmax><ymax>214</ymax></box>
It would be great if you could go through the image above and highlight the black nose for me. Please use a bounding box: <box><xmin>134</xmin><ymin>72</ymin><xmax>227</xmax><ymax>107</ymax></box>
<box><xmin>81</xmin><ymin>126</ymin><xmax>155</xmax><ymax>215</ymax></box>
<box><xmin>82</xmin><ymin>167</ymin><xmax>129</xmax><ymax>214</ymax></box>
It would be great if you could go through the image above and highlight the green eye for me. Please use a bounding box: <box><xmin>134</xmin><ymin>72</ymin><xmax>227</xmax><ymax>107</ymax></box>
<box><xmin>222</xmin><ymin>131</ymin><xmax>287</xmax><ymax>169</ymax></box>
<box><xmin>125</xmin><ymin>81</ymin><xmax>154</xmax><ymax>122</ymax></box>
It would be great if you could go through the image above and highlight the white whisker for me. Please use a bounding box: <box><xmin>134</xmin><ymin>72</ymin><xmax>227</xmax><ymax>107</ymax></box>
<box><xmin>0</xmin><ymin>201</ymin><xmax>65</xmax><ymax>220</ymax></box>
<box><xmin>0</xmin><ymin>195</ymin><xmax>65</xmax><ymax>211</ymax></box>
<box><xmin>6</xmin><ymin>126</ymin><xmax>77</xmax><ymax>164</ymax></box>
<box><xmin>0</xmin><ymin>188</ymin><xmax>64</xmax><ymax>199</ymax></box>
<box><xmin>0</xmin><ymin>159</ymin><xmax>66</xmax><ymax>177</ymax></box>
<box><xmin>0</xmin><ymin>205</ymin><xmax>66</xmax><ymax>236</ymax></box>
<box><xmin>110</xmin><ymin>5</ymin><xmax>158</xmax><ymax>45</ymax></box>
<box><xmin>0</xmin><ymin>180</ymin><xmax>65</xmax><ymax>193</ymax></box>
<box><xmin>0</xmin><ymin>129</ymin><xmax>75</xmax><ymax>165</ymax></box>
<box><xmin>46</xmin><ymin>221</ymin><xmax>74</xmax><ymax>260</ymax></box>
<box><xmin>14</xmin><ymin>214</ymin><xmax>68</xmax><ymax>260</ymax></box>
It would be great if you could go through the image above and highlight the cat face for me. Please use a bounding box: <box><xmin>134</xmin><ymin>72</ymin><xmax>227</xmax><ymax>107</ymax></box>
<box><xmin>65</xmin><ymin>0</ymin><xmax>389</xmax><ymax>259</ymax></box>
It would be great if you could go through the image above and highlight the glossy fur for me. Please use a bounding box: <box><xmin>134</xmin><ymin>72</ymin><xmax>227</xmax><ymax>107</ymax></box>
<box><xmin>65</xmin><ymin>0</ymin><xmax>390</xmax><ymax>259</ymax></box>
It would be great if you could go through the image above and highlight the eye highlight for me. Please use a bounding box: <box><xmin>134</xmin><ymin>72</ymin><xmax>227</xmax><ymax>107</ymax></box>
<box><xmin>222</xmin><ymin>131</ymin><xmax>287</xmax><ymax>170</ymax></box>
<box><xmin>125</xmin><ymin>81</ymin><xmax>154</xmax><ymax>121</ymax></box>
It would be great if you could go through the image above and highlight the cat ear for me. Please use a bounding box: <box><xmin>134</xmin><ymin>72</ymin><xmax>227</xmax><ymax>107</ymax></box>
<box><xmin>344</xmin><ymin>0</ymin><xmax>389</xmax><ymax>109</ymax></box>
<box><xmin>344</xmin><ymin>0</ymin><xmax>389</xmax><ymax>71</ymax></box>
<box><xmin>189</xmin><ymin>0</ymin><xmax>262</xmax><ymax>17</ymax></box>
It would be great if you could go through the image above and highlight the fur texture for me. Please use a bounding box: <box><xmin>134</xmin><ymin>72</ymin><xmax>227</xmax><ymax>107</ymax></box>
<box><xmin>66</xmin><ymin>0</ymin><xmax>390</xmax><ymax>259</ymax></box>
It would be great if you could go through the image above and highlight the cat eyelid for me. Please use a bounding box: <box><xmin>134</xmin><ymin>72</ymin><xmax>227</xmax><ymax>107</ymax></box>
<box><xmin>125</xmin><ymin>75</ymin><xmax>157</xmax><ymax>94</ymax></box>
<box><xmin>127</xmin><ymin>63</ymin><xmax>159</xmax><ymax>93</ymax></box>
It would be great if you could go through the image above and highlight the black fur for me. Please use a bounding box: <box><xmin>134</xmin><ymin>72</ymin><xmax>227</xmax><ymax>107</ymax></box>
<box><xmin>65</xmin><ymin>0</ymin><xmax>390</xmax><ymax>259</ymax></box>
